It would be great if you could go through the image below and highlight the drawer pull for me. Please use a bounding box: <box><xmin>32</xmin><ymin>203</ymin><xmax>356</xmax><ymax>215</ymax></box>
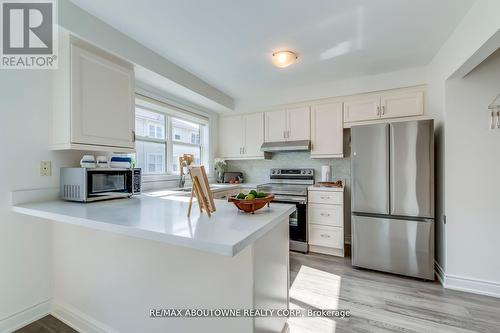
<box><xmin>320</xmin><ymin>213</ymin><xmax>330</xmax><ymax>217</ymax></box>
<box><xmin>320</xmin><ymin>234</ymin><xmax>331</xmax><ymax>238</ymax></box>
<box><xmin>320</xmin><ymin>196</ymin><xmax>331</xmax><ymax>200</ymax></box>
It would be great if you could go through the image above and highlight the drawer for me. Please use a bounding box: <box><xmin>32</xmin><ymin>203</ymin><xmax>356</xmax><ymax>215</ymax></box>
<box><xmin>308</xmin><ymin>190</ymin><xmax>343</xmax><ymax>205</ymax></box>
<box><xmin>308</xmin><ymin>203</ymin><xmax>343</xmax><ymax>227</ymax></box>
<box><xmin>309</xmin><ymin>224</ymin><xmax>343</xmax><ymax>249</ymax></box>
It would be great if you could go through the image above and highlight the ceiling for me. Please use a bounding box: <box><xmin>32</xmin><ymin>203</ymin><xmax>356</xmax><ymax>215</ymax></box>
<box><xmin>70</xmin><ymin>0</ymin><xmax>475</xmax><ymax>111</ymax></box>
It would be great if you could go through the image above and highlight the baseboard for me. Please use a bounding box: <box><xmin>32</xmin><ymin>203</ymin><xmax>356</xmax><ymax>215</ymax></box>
<box><xmin>445</xmin><ymin>275</ymin><xmax>500</xmax><ymax>298</ymax></box>
<box><xmin>309</xmin><ymin>245</ymin><xmax>344</xmax><ymax>257</ymax></box>
<box><xmin>51</xmin><ymin>301</ymin><xmax>119</xmax><ymax>333</ymax></box>
<box><xmin>0</xmin><ymin>300</ymin><xmax>51</xmax><ymax>333</ymax></box>
<box><xmin>434</xmin><ymin>261</ymin><xmax>500</xmax><ymax>298</ymax></box>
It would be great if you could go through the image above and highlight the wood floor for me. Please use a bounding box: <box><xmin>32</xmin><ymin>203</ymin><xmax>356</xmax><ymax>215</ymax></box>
<box><xmin>14</xmin><ymin>315</ymin><xmax>77</xmax><ymax>333</ymax></box>
<box><xmin>15</xmin><ymin>252</ymin><xmax>500</xmax><ymax>333</ymax></box>
<box><xmin>288</xmin><ymin>251</ymin><xmax>500</xmax><ymax>333</ymax></box>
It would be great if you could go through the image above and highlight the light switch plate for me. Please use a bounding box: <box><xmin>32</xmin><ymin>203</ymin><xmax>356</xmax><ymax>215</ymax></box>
<box><xmin>40</xmin><ymin>161</ymin><xmax>52</xmax><ymax>176</ymax></box>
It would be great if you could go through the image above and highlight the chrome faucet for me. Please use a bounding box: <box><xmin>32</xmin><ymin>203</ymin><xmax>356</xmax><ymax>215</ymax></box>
<box><xmin>179</xmin><ymin>171</ymin><xmax>186</xmax><ymax>188</ymax></box>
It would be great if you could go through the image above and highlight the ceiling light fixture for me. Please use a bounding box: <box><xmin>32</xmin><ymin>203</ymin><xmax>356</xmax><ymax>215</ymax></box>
<box><xmin>272</xmin><ymin>50</ymin><xmax>298</xmax><ymax>68</ymax></box>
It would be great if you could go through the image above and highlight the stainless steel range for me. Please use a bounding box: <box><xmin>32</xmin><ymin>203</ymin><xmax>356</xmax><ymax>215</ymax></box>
<box><xmin>257</xmin><ymin>168</ymin><xmax>314</xmax><ymax>253</ymax></box>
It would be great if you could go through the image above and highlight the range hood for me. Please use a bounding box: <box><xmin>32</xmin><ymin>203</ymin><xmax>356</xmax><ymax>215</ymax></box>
<box><xmin>260</xmin><ymin>140</ymin><xmax>311</xmax><ymax>152</ymax></box>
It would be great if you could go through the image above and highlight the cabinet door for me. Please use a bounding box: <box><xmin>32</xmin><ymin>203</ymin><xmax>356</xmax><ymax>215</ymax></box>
<box><xmin>242</xmin><ymin>113</ymin><xmax>264</xmax><ymax>158</ymax></box>
<box><xmin>311</xmin><ymin>102</ymin><xmax>343</xmax><ymax>157</ymax></box>
<box><xmin>219</xmin><ymin>116</ymin><xmax>243</xmax><ymax>158</ymax></box>
<box><xmin>287</xmin><ymin>106</ymin><xmax>310</xmax><ymax>141</ymax></box>
<box><xmin>71</xmin><ymin>44</ymin><xmax>135</xmax><ymax>148</ymax></box>
<box><xmin>264</xmin><ymin>110</ymin><xmax>287</xmax><ymax>142</ymax></box>
<box><xmin>343</xmin><ymin>96</ymin><xmax>380</xmax><ymax>123</ymax></box>
<box><xmin>380</xmin><ymin>91</ymin><xmax>424</xmax><ymax>119</ymax></box>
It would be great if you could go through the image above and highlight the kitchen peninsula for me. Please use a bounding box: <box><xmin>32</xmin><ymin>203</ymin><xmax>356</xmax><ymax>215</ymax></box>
<box><xmin>12</xmin><ymin>190</ymin><xmax>294</xmax><ymax>333</ymax></box>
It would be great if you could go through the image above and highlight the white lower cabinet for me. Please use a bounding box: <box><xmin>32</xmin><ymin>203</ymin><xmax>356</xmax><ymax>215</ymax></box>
<box><xmin>308</xmin><ymin>187</ymin><xmax>344</xmax><ymax>257</ymax></box>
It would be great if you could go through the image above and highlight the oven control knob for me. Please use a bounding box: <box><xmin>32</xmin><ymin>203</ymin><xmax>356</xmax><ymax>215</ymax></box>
<box><xmin>307</xmin><ymin>170</ymin><xmax>312</xmax><ymax>175</ymax></box>
<box><xmin>301</xmin><ymin>170</ymin><xmax>306</xmax><ymax>174</ymax></box>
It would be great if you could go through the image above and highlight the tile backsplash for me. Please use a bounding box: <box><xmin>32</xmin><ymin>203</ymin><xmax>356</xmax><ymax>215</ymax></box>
<box><xmin>225</xmin><ymin>151</ymin><xmax>350</xmax><ymax>184</ymax></box>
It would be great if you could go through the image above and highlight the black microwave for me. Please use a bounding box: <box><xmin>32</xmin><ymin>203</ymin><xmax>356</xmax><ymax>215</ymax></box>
<box><xmin>60</xmin><ymin>168</ymin><xmax>141</xmax><ymax>202</ymax></box>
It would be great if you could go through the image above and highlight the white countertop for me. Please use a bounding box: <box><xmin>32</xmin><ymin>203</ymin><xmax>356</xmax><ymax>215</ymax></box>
<box><xmin>308</xmin><ymin>185</ymin><xmax>344</xmax><ymax>192</ymax></box>
<box><xmin>12</xmin><ymin>193</ymin><xmax>294</xmax><ymax>257</ymax></box>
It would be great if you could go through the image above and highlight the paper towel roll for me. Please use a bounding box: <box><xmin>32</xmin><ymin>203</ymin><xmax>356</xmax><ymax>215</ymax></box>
<box><xmin>321</xmin><ymin>165</ymin><xmax>331</xmax><ymax>182</ymax></box>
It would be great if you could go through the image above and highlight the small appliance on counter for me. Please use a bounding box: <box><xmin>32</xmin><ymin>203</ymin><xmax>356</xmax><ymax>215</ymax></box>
<box><xmin>321</xmin><ymin>165</ymin><xmax>331</xmax><ymax>182</ymax></box>
<box><xmin>60</xmin><ymin>167</ymin><xmax>141</xmax><ymax>202</ymax></box>
<box><xmin>223</xmin><ymin>172</ymin><xmax>243</xmax><ymax>184</ymax></box>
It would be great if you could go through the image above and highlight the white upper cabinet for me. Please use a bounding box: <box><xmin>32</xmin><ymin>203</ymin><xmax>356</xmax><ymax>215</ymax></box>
<box><xmin>265</xmin><ymin>107</ymin><xmax>310</xmax><ymax>142</ymax></box>
<box><xmin>344</xmin><ymin>96</ymin><xmax>380</xmax><ymax>123</ymax></box>
<box><xmin>343</xmin><ymin>88</ymin><xmax>425</xmax><ymax>124</ymax></box>
<box><xmin>52</xmin><ymin>32</ymin><xmax>135</xmax><ymax>152</ymax></box>
<box><xmin>218</xmin><ymin>113</ymin><xmax>264</xmax><ymax>160</ymax></box>
<box><xmin>380</xmin><ymin>91</ymin><xmax>424</xmax><ymax>119</ymax></box>
<box><xmin>265</xmin><ymin>110</ymin><xmax>287</xmax><ymax>142</ymax></box>
<box><xmin>219</xmin><ymin>115</ymin><xmax>244</xmax><ymax>159</ymax></box>
<box><xmin>311</xmin><ymin>102</ymin><xmax>343</xmax><ymax>158</ymax></box>
<box><xmin>287</xmin><ymin>106</ymin><xmax>310</xmax><ymax>141</ymax></box>
<box><xmin>242</xmin><ymin>112</ymin><xmax>264</xmax><ymax>158</ymax></box>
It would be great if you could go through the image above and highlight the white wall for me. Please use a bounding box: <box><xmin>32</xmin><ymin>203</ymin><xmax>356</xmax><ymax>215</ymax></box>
<box><xmin>0</xmin><ymin>70</ymin><xmax>83</xmax><ymax>331</ymax></box>
<box><xmin>444</xmin><ymin>49</ymin><xmax>500</xmax><ymax>295</ymax></box>
<box><xmin>235</xmin><ymin>66</ymin><xmax>427</xmax><ymax>112</ymax></box>
<box><xmin>426</xmin><ymin>0</ymin><xmax>500</xmax><ymax>273</ymax></box>
<box><xmin>0</xmin><ymin>8</ymin><xmax>221</xmax><ymax>331</ymax></box>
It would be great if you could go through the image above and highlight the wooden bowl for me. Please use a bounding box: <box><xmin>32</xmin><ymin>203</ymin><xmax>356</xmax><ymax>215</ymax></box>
<box><xmin>228</xmin><ymin>195</ymin><xmax>275</xmax><ymax>214</ymax></box>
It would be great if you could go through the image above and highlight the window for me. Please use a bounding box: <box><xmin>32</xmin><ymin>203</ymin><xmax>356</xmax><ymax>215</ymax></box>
<box><xmin>134</xmin><ymin>99</ymin><xmax>209</xmax><ymax>178</ymax></box>
<box><xmin>172</xmin><ymin>117</ymin><xmax>202</xmax><ymax>172</ymax></box>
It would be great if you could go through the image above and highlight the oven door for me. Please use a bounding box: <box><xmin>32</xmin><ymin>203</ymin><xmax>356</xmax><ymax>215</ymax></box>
<box><xmin>272</xmin><ymin>196</ymin><xmax>308</xmax><ymax>253</ymax></box>
<box><xmin>86</xmin><ymin>169</ymin><xmax>133</xmax><ymax>201</ymax></box>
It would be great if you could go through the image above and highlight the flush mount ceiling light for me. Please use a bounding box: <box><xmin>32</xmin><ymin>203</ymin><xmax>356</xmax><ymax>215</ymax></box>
<box><xmin>271</xmin><ymin>51</ymin><xmax>298</xmax><ymax>68</ymax></box>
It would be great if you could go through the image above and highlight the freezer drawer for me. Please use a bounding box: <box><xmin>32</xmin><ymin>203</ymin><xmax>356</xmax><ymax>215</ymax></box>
<box><xmin>351</xmin><ymin>214</ymin><xmax>434</xmax><ymax>280</ymax></box>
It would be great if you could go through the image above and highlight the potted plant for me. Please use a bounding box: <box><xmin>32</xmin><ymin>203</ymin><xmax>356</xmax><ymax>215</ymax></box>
<box><xmin>214</xmin><ymin>158</ymin><xmax>228</xmax><ymax>183</ymax></box>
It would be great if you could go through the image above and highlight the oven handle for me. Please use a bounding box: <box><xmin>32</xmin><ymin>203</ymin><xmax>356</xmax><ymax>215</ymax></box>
<box><xmin>272</xmin><ymin>197</ymin><xmax>307</xmax><ymax>204</ymax></box>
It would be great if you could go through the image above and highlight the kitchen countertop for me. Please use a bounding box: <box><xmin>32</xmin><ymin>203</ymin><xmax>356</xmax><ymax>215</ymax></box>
<box><xmin>308</xmin><ymin>185</ymin><xmax>344</xmax><ymax>192</ymax></box>
<box><xmin>12</xmin><ymin>192</ymin><xmax>294</xmax><ymax>257</ymax></box>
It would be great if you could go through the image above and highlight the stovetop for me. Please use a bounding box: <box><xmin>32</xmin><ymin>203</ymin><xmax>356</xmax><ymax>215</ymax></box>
<box><xmin>257</xmin><ymin>168</ymin><xmax>315</xmax><ymax>197</ymax></box>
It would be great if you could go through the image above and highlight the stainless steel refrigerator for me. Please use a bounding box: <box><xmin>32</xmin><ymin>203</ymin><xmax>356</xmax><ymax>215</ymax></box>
<box><xmin>351</xmin><ymin>120</ymin><xmax>434</xmax><ymax>280</ymax></box>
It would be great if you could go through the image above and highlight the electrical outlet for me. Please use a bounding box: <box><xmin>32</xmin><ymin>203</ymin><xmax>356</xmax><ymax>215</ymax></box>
<box><xmin>40</xmin><ymin>161</ymin><xmax>52</xmax><ymax>176</ymax></box>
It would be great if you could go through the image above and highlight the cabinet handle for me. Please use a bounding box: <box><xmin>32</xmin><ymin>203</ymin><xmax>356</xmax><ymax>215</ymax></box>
<box><xmin>320</xmin><ymin>196</ymin><xmax>331</xmax><ymax>200</ymax></box>
<box><xmin>320</xmin><ymin>213</ymin><xmax>330</xmax><ymax>217</ymax></box>
<box><xmin>381</xmin><ymin>106</ymin><xmax>386</xmax><ymax>115</ymax></box>
<box><xmin>320</xmin><ymin>234</ymin><xmax>331</xmax><ymax>238</ymax></box>
<box><xmin>132</xmin><ymin>130</ymin><xmax>136</xmax><ymax>142</ymax></box>
<box><xmin>376</xmin><ymin>106</ymin><xmax>380</xmax><ymax>116</ymax></box>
